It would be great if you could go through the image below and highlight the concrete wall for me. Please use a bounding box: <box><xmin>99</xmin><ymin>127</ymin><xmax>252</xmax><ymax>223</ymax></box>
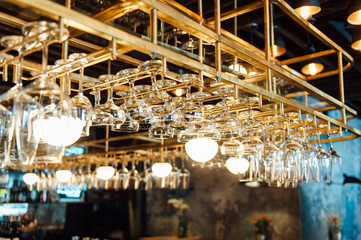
<box><xmin>146</xmin><ymin>167</ymin><xmax>302</xmax><ymax>240</ymax></box>
<box><xmin>299</xmin><ymin>117</ymin><xmax>361</xmax><ymax>240</ymax></box>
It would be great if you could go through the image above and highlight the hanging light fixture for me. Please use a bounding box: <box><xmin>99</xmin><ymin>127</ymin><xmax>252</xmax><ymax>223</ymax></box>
<box><xmin>347</xmin><ymin>0</ymin><xmax>361</xmax><ymax>25</ymax></box>
<box><xmin>152</xmin><ymin>162</ymin><xmax>172</xmax><ymax>177</ymax></box>
<box><xmin>185</xmin><ymin>137</ymin><xmax>218</xmax><ymax>162</ymax></box>
<box><xmin>293</xmin><ymin>0</ymin><xmax>321</xmax><ymax>20</ymax></box>
<box><xmin>56</xmin><ymin>169</ymin><xmax>73</xmax><ymax>182</ymax></box>
<box><xmin>272</xmin><ymin>25</ymin><xmax>286</xmax><ymax>57</ymax></box>
<box><xmin>351</xmin><ymin>27</ymin><xmax>361</xmax><ymax>51</ymax></box>
<box><xmin>301</xmin><ymin>34</ymin><xmax>324</xmax><ymax>76</ymax></box>
<box><xmin>23</xmin><ymin>172</ymin><xmax>38</xmax><ymax>185</ymax></box>
<box><xmin>96</xmin><ymin>166</ymin><xmax>115</xmax><ymax>180</ymax></box>
<box><xmin>226</xmin><ymin>157</ymin><xmax>250</xmax><ymax>175</ymax></box>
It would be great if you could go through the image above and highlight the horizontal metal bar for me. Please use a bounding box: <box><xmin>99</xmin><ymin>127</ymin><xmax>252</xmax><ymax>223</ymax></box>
<box><xmin>207</xmin><ymin>0</ymin><xmax>264</xmax><ymax>24</ymax></box>
<box><xmin>280</xmin><ymin>49</ymin><xmax>336</xmax><ymax>65</ymax></box>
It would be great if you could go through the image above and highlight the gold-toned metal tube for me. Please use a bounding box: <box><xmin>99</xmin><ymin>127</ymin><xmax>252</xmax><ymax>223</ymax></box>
<box><xmin>264</xmin><ymin>0</ymin><xmax>272</xmax><ymax>92</ymax></box>
<box><xmin>198</xmin><ymin>0</ymin><xmax>203</xmax><ymax>63</ymax></box>
<box><xmin>112</xmin><ymin>36</ymin><xmax>117</xmax><ymax>60</ymax></box>
<box><xmin>214</xmin><ymin>0</ymin><xmax>221</xmax><ymax>73</ymax></box>
<box><xmin>338</xmin><ymin>51</ymin><xmax>346</xmax><ymax>124</ymax></box>
<box><xmin>150</xmin><ymin>8</ymin><xmax>158</xmax><ymax>45</ymax></box>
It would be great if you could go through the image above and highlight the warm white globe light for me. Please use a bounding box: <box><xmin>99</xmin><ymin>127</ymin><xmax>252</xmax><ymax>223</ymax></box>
<box><xmin>185</xmin><ymin>137</ymin><xmax>218</xmax><ymax>162</ymax></box>
<box><xmin>226</xmin><ymin>157</ymin><xmax>240</xmax><ymax>175</ymax></box>
<box><xmin>55</xmin><ymin>169</ymin><xmax>73</xmax><ymax>183</ymax></box>
<box><xmin>96</xmin><ymin>166</ymin><xmax>115</xmax><ymax>180</ymax></box>
<box><xmin>238</xmin><ymin>157</ymin><xmax>250</xmax><ymax>174</ymax></box>
<box><xmin>23</xmin><ymin>173</ymin><xmax>38</xmax><ymax>185</ymax></box>
<box><xmin>151</xmin><ymin>162</ymin><xmax>172</xmax><ymax>177</ymax></box>
<box><xmin>226</xmin><ymin>157</ymin><xmax>250</xmax><ymax>174</ymax></box>
<box><xmin>33</xmin><ymin>116</ymin><xmax>84</xmax><ymax>147</ymax></box>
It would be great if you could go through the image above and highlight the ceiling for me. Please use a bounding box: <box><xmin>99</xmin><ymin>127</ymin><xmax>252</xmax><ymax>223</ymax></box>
<box><xmin>0</xmin><ymin>0</ymin><xmax>360</xmax><ymax>151</ymax></box>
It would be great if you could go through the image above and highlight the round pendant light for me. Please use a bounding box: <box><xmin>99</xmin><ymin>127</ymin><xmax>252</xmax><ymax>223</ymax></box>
<box><xmin>347</xmin><ymin>0</ymin><xmax>361</xmax><ymax>25</ymax></box>
<box><xmin>293</xmin><ymin>0</ymin><xmax>321</xmax><ymax>20</ymax></box>
<box><xmin>185</xmin><ymin>137</ymin><xmax>218</xmax><ymax>162</ymax></box>
<box><xmin>301</xmin><ymin>62</ymin><xmax>324</xmax><ymax>76</ymax></box>
<box><xmin>151</xmin><ymin>162</ymin><xmax>172</xmax><ymax>177</ymax></box>
<box><xmin>96</xmin><ymin>166</ymin><xmax>115</xmax><ymax>180</ymax></box>
<box><xmin>56</xmin><ymin>169</ymin><xmax>73</xmax><ymax>183</ymax></box>
<box><xmin>23</xmin><ymin>173</ymin><xmax>39</xmax><ymax>185</ymax></box>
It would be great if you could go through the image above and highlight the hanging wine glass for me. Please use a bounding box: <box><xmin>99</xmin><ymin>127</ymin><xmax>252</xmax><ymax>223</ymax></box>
<box><xmin>301</xmin><ymin>119</ymin><xmax>318</xmax><ymax>183</ymax></box>
<box><xmin>315</xmin><ymin>124</ymin><xmax>332</xmax><ymax>183</ymax></box>
<box><xmin>68</xmin><ymin>53</ymin><xmax>94</xmax><ymax>137</ymax></box>
<box><xmin>176</xmin><ymin>74</ymin><xmax>204</xmax><ymax>124</ymax></box>
<box><xmin>0</xmin><ymin>105</ymin><xmax>14</xmax><ymax>167</ymax></box>
<box><xmin>279</xmin><ymin>114</ymin><xmax>304</xmax><ymax>185</ymax></box>
<box><xmin>89</xmin><ymin>81</ymin><xmax>114</xmax><ymax>126</ymax></box>
<box><xmin>117</xmin><ymin>68</ymin><xmax>150</xmax><ymax>131</ymax></box>
<box><xmin>176</xmin><ymin>149</ymin><xmax>190</xmax><ymax>190</ymax></box>
<box><xmin>54</xmin><ymin>59</ymin><xmax>73</xmax><ymax>96</ymax></box>
<box><xmin>166</xmin><ymin>154</ymin><xmax>180</xmax><ymax>189</ymax></box>
<box><xmin>15</xmin><ymin>21</ymin><xmax>72</xmax><ymax>165</ymax></box>
<box><xmin>138</xmin><ymin>59</ymin><xmax>163</xmax><ymax>105</ymax></box>
<box><xmin>98</xmin><ymin>74</ymin><xmax>126</xmax><ymax>129</ymax></box>
<box><xmin>327</xmin><ymin>130</ymin><xmax>342</xmax><ymax>166</ymax></box>
<box><xmin>148</xmin><ymin>115</ymin><xmax>174</xmax><ymax>139</ymax></box>
<box><xmin>0</xmin><ymin>35</ymin><xmax>25</xmax><ymax>166</ymax></box>
<box><xmin>127</xmin><ymin>153</ymin><xmax>140</xmax><ymax>190</ymax></box>
<box><xmin>139</xmin><ymin>159</ymin><xmax>152</xmax><ymax>190</ymax></box>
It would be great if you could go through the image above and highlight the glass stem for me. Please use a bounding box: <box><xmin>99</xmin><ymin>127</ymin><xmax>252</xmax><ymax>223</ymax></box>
<box><xmin>95</xmin><ymin>89</ymin><xmax>100</xmax><ymax>106</ymax></box>
<box><xmin>17</xmin><ymin>47</ymin><xmax>24</xmax><ymax>87</ymax></box>
<box><xmin>78</xmin><ymin>67</ymin><xmax>84</xmax><ymax>95</ymax></box>
<box><xmin>108</xmin><ymin>86</ymin><xmax>114</xmax><ymax>103</ymax></box>
<box><xmin>42</xmin><ymin>42</ymin><xmax>48</xmax><ymax>74</ymax></box>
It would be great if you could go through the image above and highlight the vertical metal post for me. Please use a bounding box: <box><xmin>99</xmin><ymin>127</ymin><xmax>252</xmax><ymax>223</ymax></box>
<box><xmin>198</xmin><ymin>0</ymin><xmax>203</xmax><ymax>63</ymax></box>
<box><xmin>112</xmin><ymin>37</ymin><xmax>117</xmax><ymax>60</ymax></box>
<box><xmin>269</xmin><ymin>2</ymin><xmax>275</xmax><ymax>58</ymax></box>
<box><xmin>264</xmin><ymin>0</ymin><xmax>272</xmax><ymax>92</ymax></box>
<box><xmin>338</xmin><ymin>52</ymin><xmax>346</xmax><ymax>125</ymax></box>
<box><xmin>150</xmin><ymin>8</ymin><xmax>158</xmax><ymax>45</ymax></box>
<box><xmin>304</xmin><ymin>91</ymin><xmax>308</xmax><ymax>120</ymax></box>
<box><xmin>214</xmin><ymin>0</ymin><xmax>222</xmax><ymax>73</ymax></box>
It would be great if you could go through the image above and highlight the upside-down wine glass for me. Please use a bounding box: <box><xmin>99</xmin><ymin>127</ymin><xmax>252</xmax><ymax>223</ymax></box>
<box><xmin>15</xmin><ymin>21</ymin><xmax>73</xmax><ymax>165</ymax></box>
<box><xmin>279</xmin><ymin>113</ymin><xmax>304</xmax><ymax>185</ymax></box>
<box><xmin>0</xmin><ymin>36</ymin><xmax>25</xmax><ymax>166</ymax></box>
<box><xmin>68</xmin><ymin>53</ymin><xmax>94</xmax><ymax>137</ymax></box>
<box><xmin>90</xmin><ymin>81</ymin><xmax>114</xmax><ymax>126</ymax></box>
<box><xmin>99</xmin><ymin>74</ymin><xmax>126</xmax><ymax>129</ymax></box>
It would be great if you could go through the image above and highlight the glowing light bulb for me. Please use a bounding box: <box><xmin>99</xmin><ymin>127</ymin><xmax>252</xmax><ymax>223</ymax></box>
<box><xmin>33</xmin><ymin>116</ymin><xmax>84</xmax><ymax>146</ymax></box>
<box><xmin>272</xmin><ymin>45</ymin><xmax>278</xmax><ymax>57</ymax></box>
<box><xmin>351</xmin><ymin>40</ymin><xmax>361</xmax><ymax>51</ymax></box>
<box><xmin>23</xmin><ymin>173</ymin><xmax>38</xmax><ymax>185</ymax></box>
<box><xmin>185</xmin><ymin>137</ymin><xmax>218</xmax><ymax>162</ymax></box>
<box><xmin>226</xmin><ymin>157</ymin><xmax>250</xmax><ymax>174</ymax></box>
<box><xmin>151</xmin><ymin>162</ymin><xmax>172</xmax><ymax>177</ymax></box>
<box><xmin>175</xmin><ymin>89</ymin><xmax>184</xmax><ymax>97</ymax></box>
<box><xmin>347</xmin><ymin>10</ymin><xmax>361</xmax><ymax>25</ymax></box>
<box><xmin>55</xmin><ymin>170</ymin><xmax>72</xmax><ymax>183</ymax></box>
<box><xmin>308</xmin><ymin>63</ymin><xmax>317</xmax><ymax>75</ymax></box>
<box><xmin>299</xmin><ymin>6</ymin><xmax>312</xmax><ymax>20</ymax></box>
<box><xmin>96</xmin><ymin>166</ymin><xmax>115</xmax><ymax>180</ymax></box>
<box><xmin>238</xmin><ymin>157</ymin><xmax>250</xmax><ymax>174</ymax></box>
